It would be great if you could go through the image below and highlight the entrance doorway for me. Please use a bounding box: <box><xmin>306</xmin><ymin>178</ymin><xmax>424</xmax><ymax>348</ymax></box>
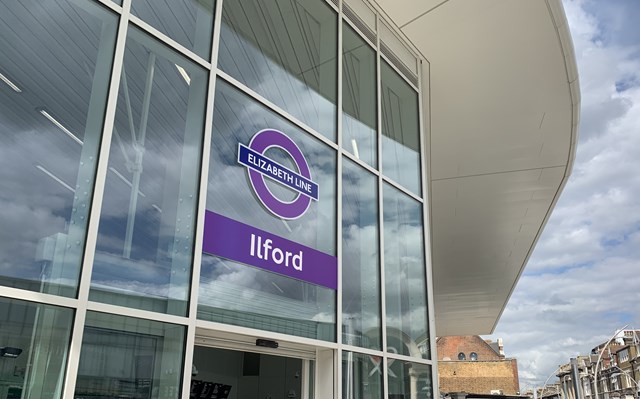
<box><xmin>190</xmin><ymin>346</ymin><xmax>314</xmax><ymax>399</ymax></box>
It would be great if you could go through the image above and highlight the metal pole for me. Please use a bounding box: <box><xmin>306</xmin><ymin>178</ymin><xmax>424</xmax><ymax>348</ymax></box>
<box><xmin>572</xmin><ymin>358</ymin><xmax>585</xmax><ymax>399</ymax></box>
<box><xmin>123</xmin><ymin>52</ymin><xmax>155</xmax><ymax>258</ymax></box>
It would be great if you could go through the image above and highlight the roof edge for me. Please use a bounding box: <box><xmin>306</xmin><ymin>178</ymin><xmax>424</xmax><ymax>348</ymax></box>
<box><xmin>489</xmin><ymin>0</ymin><xmax>581</xmax><ymax>334</ymax></box>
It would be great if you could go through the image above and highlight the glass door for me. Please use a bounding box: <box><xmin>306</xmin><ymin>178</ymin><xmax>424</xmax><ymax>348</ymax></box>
<box><xmin>190</xmin><ymin>346</ymin><xmax>314</xmax><ymax>399</ymax></box>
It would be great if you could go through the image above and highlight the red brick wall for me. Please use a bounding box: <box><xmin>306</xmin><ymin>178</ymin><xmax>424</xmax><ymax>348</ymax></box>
<box><xmin>437</xmin><ymin>336</ymin><xmax>501</xmax><ymax>361</ymax></box>
<box><xmin>438</xmin><ymin>360</ymin><xmax>520</xmax><ymax>395</ymax></box>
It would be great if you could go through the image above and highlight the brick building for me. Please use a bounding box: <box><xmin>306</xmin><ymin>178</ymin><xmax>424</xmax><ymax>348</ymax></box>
<box><xmin>437</xmin><ymin>336</ymin><xmax>520</xmax><ymax>395</ymax></box>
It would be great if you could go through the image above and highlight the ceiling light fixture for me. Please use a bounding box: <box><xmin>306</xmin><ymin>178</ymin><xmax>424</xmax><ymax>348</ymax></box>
<box><xmin>36</xmin><ymin>165</ymin><xmax>75</xmax><ymax>193</ymax></box>
<box><xmin>0</xmin><ymin>347</ymin><xmax>23</xmax><ymax>358</ymax></box>
<box><xmin>351</xmin><ymin>139</ymin><xmax>360</xmax><ymax>159</ymax></box>
<box><xmin>0</xmin><ymin>72</ymin><xmax>22</xmax><ymax>93</ymax></box>
<box><xmin>175</xmin><ymin>64</ymin><xmax>191</xmax><ymax>85</ymax></box>
<box><xmin>38</xmin><ymin>109</ymin><xmax>83</xmax><ymax>145</ymax></box>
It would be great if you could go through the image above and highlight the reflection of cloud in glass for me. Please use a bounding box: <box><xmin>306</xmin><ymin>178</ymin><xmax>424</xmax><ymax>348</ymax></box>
<box><xmin>89</xmin><ymin>29</ymin><xmax>207</xmax><ymax>315</ymax></box>
<box><xmin>0</xmin><ymin>127</ymin><xmax>83</xmax><ymax>284</ymax></box>
<box><xmin>218</xmin><ymin>0</ymin><xmax>338</xmax><ymax>140</ymax></box>
<box><xmin>384</xmin><ymin>184</ymin><xmax>429</xmax><ymax>356</ymax></box>
<box><xmin>198</xmin><ymin>254</ymin><xmax>335</xmax><ymax>341</ymax></box>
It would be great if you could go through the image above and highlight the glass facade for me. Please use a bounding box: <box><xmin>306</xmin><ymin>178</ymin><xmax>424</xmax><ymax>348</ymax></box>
<box><xmin>218</xmin><ymin>0</ymin><xmax>338</xmax><ymax>141</ymax></box>
<box><xmin>74</xmin><ymin>312</ymin><xmax>186</xmax><ymax>399</ymax></box>
<box><xmin>342</xmin><ymin>22</ymin><xmax>377</xmax><ymax>167</ymax></box>
<box><xmin>0</xmin><ymin>297</ymin><xmax>74</xmax><ymax>399</ymax></box>
<box><xmin>0</xmin><ymin>0</ymin><xmax>118</xmax><ymax>297</ymax></box>
<box><xmin>0</xmin><ymin>0</ymin><xmax>433</xmax><ymax>398</ymax></box>
<box><xmin>384</xmin><ymin>183</ymin><xmax>430</xmax><ymax>359</ymax></box>
<box><xmin>381</xmin><ymin>61</ymin><xmax>421</xmax><ymax>195</ymax></box>
<box><xmin>343</xmin><ymin>351</ymin><xmax>383</xmax><ymax>399</ymax></box>
<box><xmin>198</xmin><ymin>79</ymin><xmax>337</xmax><ymax>341</ymax></box>
<box><xmin>342</xmin><ymin>158</ymin><xmax>380</xmax><ymax>349</ymax></box>
<box><xmin>91</xmin><ymin>26</ymin><xmax>208</xmax><ymax>316</ymax></box>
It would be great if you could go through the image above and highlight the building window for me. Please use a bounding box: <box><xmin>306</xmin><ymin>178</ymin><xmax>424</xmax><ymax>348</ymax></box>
<box><xmin>342</xmin><ymin>21</ymin><xmax>377</xmax><ymax>167</ymax></box>
<box><xmin>381</xmin><ymin>60</ymin><xmax>421</xmax><ymax>195</ymax></box>
<box><xmin>0</xmin><ymin>0</ymin><xmax>118</xmax><ymax>297</ymax></box>
<box><xmin>388</xmin><ymin>360</ymin><xmax>432</xmax><ymax>399</ymax></box>
<box><xmin>458</xmin><ymin>352</ymin><xmax>466</xmax><ymax>361</ymax></box>
<box><xmin>470</xmin><ymin>352</ymin><xmax>478</xmax><ymax>361</ymax></box>
<box><xmin>0</xmin><ymin>297</ymin><xmax>74</xmax><ymax>399</ymax></box>
<box><xmin>342</xmin><ymin>158</ymin><xmax>381</xmax><ymax>349</ymax></box>
<box><xmin>384</xmin><ymin>184</ymin><xmax>429</xmax><ymax>358</ymax></box>
<box><xmin>619</xmin><ymin>349</ymin><xmax>629</xmax><ymax>363</ymax></box>
<box><xmin>75</xmin><ymin>312</ymin><xmax>186</xmax><ymax>399</ymax></box>
<box><xmin>218</xmin><ymin>0</ymin><xmax>338</xmax><ymax>140</ymax></box>
<box><xmin>91</xmin><ymin>25</ymin><xmax>208</xmax><ymax>316</ymax></box>
<box><xmin>198</xmin><ymin>79</ymin><xmax>337</xmax><ymax>341</ymax></box>
<box><xmin>130</xmin><ymin>0</ymin><xmax>215</xmax><ymax>59</ymax></box>
<box><xmin>343</xmin><ymin>351</ymin><xmax>383</xmax><ymax>399</ymax></box>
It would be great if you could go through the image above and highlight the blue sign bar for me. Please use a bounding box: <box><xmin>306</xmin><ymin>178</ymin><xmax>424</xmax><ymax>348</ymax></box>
<box><xmin>238</xmin><ymin>144</ymin><xmax>319</xmax><ymax>201</ymax></box>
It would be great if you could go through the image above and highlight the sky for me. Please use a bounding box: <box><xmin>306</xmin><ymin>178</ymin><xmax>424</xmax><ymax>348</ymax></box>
<box><xmin>487</xmin><ymin>0</ymin><xmax>640</xmax><ymax>391</ymax></box>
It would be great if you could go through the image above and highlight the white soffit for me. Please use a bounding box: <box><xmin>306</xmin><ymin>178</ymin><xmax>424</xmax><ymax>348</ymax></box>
<box><xmin>373</xmin><ymin>0</ymin><xmax>580</xmax><ymax>335</ymax></box>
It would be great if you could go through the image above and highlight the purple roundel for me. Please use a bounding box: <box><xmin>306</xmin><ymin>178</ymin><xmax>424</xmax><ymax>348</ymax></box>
<box><xmin>238</xmin><ymin>129</ymin><xmax>318</xmax><ymax>219</ymax></box>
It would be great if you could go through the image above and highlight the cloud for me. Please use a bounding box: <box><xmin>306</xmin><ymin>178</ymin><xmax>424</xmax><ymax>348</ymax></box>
<box><xmin>487</xmin><ymin>0</ymin><xmax>640</xmax><ymax>390</ymax></box>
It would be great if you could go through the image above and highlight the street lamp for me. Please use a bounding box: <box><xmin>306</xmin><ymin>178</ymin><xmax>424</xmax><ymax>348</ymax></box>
<box><xmin>594</xmin><ymin>325</ymin><xmax>630</xmax><ymax>399</ymax></box>
<box><xmin>610</xmin><ymin>366</ymin><xmax>640</xmax><ymax>398</ymax></box>
<box><xmin>535</xmin><ymin>367</ymin><xmax>563</xmax><ymax>399</ymax></box>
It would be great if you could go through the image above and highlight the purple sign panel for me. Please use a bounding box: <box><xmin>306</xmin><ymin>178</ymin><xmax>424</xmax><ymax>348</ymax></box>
<box><xmin>237</xmin><ymin>129</ymin><xmax>318</xmax><ymax>220</ymax></box>
<box><xmin>203</xmin><ymin>211</ymin><xmax>337</xmax><ymax>290</ymax></box>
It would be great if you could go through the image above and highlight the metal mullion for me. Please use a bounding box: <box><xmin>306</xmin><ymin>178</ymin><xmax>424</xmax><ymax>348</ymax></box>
<box><xmin>180</xmin><ymin>0</ymin><xmax>225</xmax><ymax>397</ymax></box>
<box><xmin>341</xmin><ymin>343</ymin><xmax>385</xmax><ymax>358</ymax></box>
<box><xmin>376</xmin><ymin>12</ymin><xmax>390</xmax><ymax>399</ymax></box>
<box><xmin>0</xmin><ymin>288</ymin><xmax>78</xmax><ymax>309</ymax></box>
<box><xmin>341</xmin><ymin>147</ymin><xmax>380</xmax><ymax>176</ymax></box>
<box><xmin>342</xmin><ymin>14</ymin><xmax>376</xmax><ymax>51</ymax></box>
<box><xmin>336</xmin><ymin>1</ymin><xmax>344</xmax><ymax>397</ymax></box>
<box><xmin>62</xmin><ymin>0</ymin><xmax>131</xmax><ymax>397</ymax></box>
<box><xmin>380</xmin><ymin>51</ymin><xmax>420</xmax><ymax>93</ymax></box>
<box><xmin>359</xmin><ymin>0</ymin><xmax>422</xmax><ymax>61</ymax></box>
<box><xmin>215</xmin><ymin>70</ymin><xmax>340</xmax><ymax>151</ymax></box>
<box><xmin>324</xmin><ymin>0</ymin><xmax>339</xmax><ymax>13</ymax></box>
<box><xmin>386</xmin><ymin>350</ymin><xmax>435</xmax><ymax>366</ymax></box>
<box><xmin>196</xmin><ymin>337</ymin><xmax>317</xmax><ymax>360</ymax></box>
<box><xmin>128</xmin><ymin>14</ymin><xmax>211</xmax><ymax>70</ymax></box>
<box><xmin>195</xmin><ymin>319</ymin><xmax>340</xmax><ymax>350</ymax></box>
<box><xmin>85</xmin><ymin>301</ymin><xmax>189</xmax><ymax>325</ymax></box>
<box><xmin>93</xmin><ymin>0</ymin><xmax>122</xmax><ymax>14</ymax></box>
<box><xmin>419</xmin><ymin>57</ymin><xmax>439</xmax><ymax>399</ymax></box>
<box><xmin>381</xmin><ymin>175</ymin><xmax>424</xmax><ymax>203</ymax></box>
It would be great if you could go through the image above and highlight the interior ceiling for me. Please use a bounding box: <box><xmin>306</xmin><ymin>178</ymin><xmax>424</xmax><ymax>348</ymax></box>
<box><xmin>371</xmin><ymin>0</ymin><xmax>580</xmax><ymax>336</ymax></box>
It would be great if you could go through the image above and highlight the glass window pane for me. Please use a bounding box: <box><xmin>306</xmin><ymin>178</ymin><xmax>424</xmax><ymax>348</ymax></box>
<box><xmin>0</xmin><ymin>0</ymin><xmax>117</xmax><ymax>297</ymax></box>
<box><xmin>75</xmin><ymin>312</ymin><xmax>186</xmax><ymax>399</ymax></box>
<box><xmin>192</xmin><ymin>347</ymin><xmax>312</xmax><ymax>399</ymax></box>
<box><xmin>388</xmin><ymin>361</ymin><xmax>432</xmax><ymax>399</ymax></box>
<box><xmin>383</xmin><ymin>184</ymin><xmax>429</xmax><ymax>359</ymax></box>
<box><xmin>91</xmin><ymin>27</ymin><xmax>207</xmax><ymax>316</ymax></box>
<box><xmin>131</xmin><ymin>0</ymin><xmax>215</xmax><ymax>60</ymax></box>
<box><xmin>381</xmin><ymin>61</ymin><xmax>421</xmax><ymax>195</ymax></box>
<box><xmin>197</xmin><ymin>79</ymin><xmax>336</xmax><ymax>342</ymax></box>
<box><xmin>0</xmin><ymin>297</ymin><xmax>74</xmax><ymax>399</ymax></box>
<box><xmin>342</xmin><ymin>158</ymin><xmax>380</xmax><ymax>349</ymax></box>
<box><xmin>342</xmin><ymin>22</ymin><xmax>377</xmax><ymax>167</ymax></box>
<box><xmin>342</xmin><ymin>351</ymin><xmax>383</xmax><ymax>399</ymax></box>
<box><xmin>218</xmin><ymin>0</ymin><xmax>338</xmax><ymax>140</ymax></box>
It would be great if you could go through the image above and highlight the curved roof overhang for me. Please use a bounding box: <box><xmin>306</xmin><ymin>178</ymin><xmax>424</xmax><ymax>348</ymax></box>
<box><xmin>372</xmin><ymin>0</ymin><xmax>580</xmax><ymax>336</ymax></box>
